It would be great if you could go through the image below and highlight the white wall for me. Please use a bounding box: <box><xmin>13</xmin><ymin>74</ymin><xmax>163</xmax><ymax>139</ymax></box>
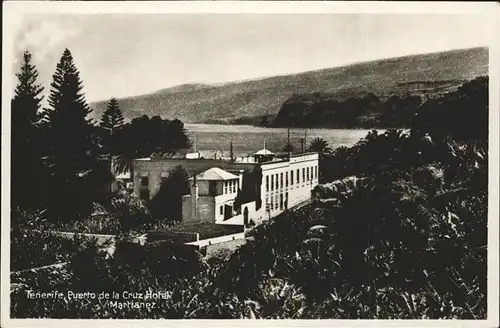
<box><xmin>260</xmin><ymin>153</ymin><xmax>319</xmax><ymax>219</ymax></box>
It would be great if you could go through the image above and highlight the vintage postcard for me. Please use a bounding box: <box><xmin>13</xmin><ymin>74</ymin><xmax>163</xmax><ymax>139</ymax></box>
<box><xmin>2</xmin><ymin>1</ymin><xmax>499</xmax><ymax>327</ymax></box>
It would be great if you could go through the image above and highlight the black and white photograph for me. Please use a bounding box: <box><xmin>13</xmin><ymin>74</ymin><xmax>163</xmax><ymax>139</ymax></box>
<box><xmin>2</xmin><ymin>1</ymin><xmax>499</xmax><ymax>326</ymax></box>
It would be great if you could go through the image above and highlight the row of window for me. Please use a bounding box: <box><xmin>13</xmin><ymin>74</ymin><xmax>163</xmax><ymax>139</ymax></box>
<box><xmin>265</xmin><ymin>165</ymin><xmax>318</xmax><ymax>192</ymax></box>
<box><xmin>266</xmin><ymin>192</ymin><xmax>289</xmax><ymax>211</ymax></box>
<box><xmin>224</xmin><ymin>180</ymin><xmax>238</xmax><ymax>194</ymax></box>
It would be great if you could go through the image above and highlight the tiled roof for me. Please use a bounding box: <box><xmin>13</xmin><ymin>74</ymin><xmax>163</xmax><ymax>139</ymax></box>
<box><xmin>191</xmin><ymin>167</ymin><xmax>239</xmax><ymax>181</ymax></box>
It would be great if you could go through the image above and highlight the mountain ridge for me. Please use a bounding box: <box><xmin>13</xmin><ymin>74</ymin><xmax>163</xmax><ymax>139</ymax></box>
<box><xmin>90</xmin><ymin>46</ymin><xmax>488</xmax><ymax>124</ymax></box>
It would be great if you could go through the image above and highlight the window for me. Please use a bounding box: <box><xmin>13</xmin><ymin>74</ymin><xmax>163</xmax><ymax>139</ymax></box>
<box><xmin>220</xmin><ymin>206</ymin><xmax>223</xmax><ymax>215</ymax></box>
<box><xmin>270</xmin><ymin>195</ymin><xmax>274</xmax><ymax>209</ymax></box>
<box><xmin>290</xmin><ymin>170</ymin><xmax>294</xmax><ymax>185</ymax></box>
<box><xmin>209</xmin><ymin>181</ymin><xmax>217</xmax><ymax>196</ymax></box>
<box><xmin>275</xmin><ymin>196</ymin><xmax>279</xmax><ymax>210</ymax></box>
<box><xmin>315</xmin><ymin>166</ymin><xmax>318</xmax><ymax>179</ymax></box>
<box><xmin>302</xmin><ymin>168</ymin><xmax>305</xmax><ymax>182</ymax></box>
<box><xmin>139</xmin><ymin>189</ymin><xmax>149</xmax><ymax>200</ymax></box>
<box><xmin>224</xmin><ymin>182</ymin><xmax>228</xmax><ymax>194</ymax></box>
<box><xmin>280</xmin><ymin>173</ymin><xmax>283</xmax><ymax>189</ymax></box>
<box><xmin>275</xmin><ymin>175</ymin><xmax>279</xmax><ymax>190</ymax></box>
<box><xmin>266</xmin><ymin>175</ymin><xmax>269</xmax><ymax>192</ymax></box>
<box><xmin>232</xmin><ymin>181</ymin><xmax>236</xmax><ymax>193</ymax></box>
<box><xmin>140</xmin><ymin>176</ymin><xmax>149</xmax><ymax>187</ymax></box>
<box><xmin>279</xmin><ymin>193</ymin><xmax>283</xmax><ymax>210</ymax></box>
<box><xmin>285</xmin><ymin>172</ymin><xmax>289</xmax><ymax>187</ymax></box>
<box><xmin>297</xmin><ymin>169</ymin><xmax>300</xmax><ymax>183</ymax></box>
<box><xmin>271</xmin><ymin>175</ymin><xmax>274</xmax><ymax>190</ymax></box>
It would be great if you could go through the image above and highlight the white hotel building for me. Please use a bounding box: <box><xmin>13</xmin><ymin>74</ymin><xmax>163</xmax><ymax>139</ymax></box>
<box><xmin>131</xmin><ymin>148</ymin><xmax>319</xmax><ymax>236</ymax></box>
<box><xmin>260</xmin><ymin>151</ymin><xmax>319</xmax><ymax>219</ymax></box>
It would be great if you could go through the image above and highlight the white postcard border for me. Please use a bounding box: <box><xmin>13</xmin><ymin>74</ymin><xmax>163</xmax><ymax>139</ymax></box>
<box><xmin>2</xmin><ymin>2</ymin><xmax>499</xmax><ymax>328</ymax></box>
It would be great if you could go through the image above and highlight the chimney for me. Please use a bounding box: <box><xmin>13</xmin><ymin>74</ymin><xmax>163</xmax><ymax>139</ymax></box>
<box><xmin>190</xmin><ymin>171</ymin><xmax>198</xmax><ymax>221</ymax></box>
<box><xmin>304</xmin><ymin>129</ymin><xmax>307</xmax><ymax>151</ymax></box>
<box><xmin>287</xmin><ymin>128</ymin><xmax>291</xmax><ymax>156</ymax></box>
<box><xmin>238</xmin><ymin>170</ymin><xmax>244</xmax><ymax>191</ymax></box>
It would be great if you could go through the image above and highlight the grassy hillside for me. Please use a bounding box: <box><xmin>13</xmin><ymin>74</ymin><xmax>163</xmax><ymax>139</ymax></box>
<box><xmin>90</xmin><ymin>47</ymin><xmax>488</xmax><ymax>124</ymax></box>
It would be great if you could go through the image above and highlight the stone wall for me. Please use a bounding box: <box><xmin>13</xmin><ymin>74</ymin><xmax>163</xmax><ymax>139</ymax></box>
<box><xmin>205</xmin><ymin>237</ymin><xmax>247</xmax><ymax>258</ymax></box>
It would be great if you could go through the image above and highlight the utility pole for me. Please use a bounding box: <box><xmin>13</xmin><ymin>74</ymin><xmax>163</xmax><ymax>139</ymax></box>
<box><xmin>230</xmin><ymin>140</ymin><xmax>234</xmax><ymax>162</ymax></box>
<box><xmin>304</xmin><ymin>129</ymin><xmax>308</xmax><ymax>152</ymax></box>
<box><xmin>287</xmin><ymin>128</ymin><xmax>291</xmax><ymax>155</ymax></box>
<box><xmin>193</xmin><ymin>132</ymin><xmax>197</xmax><ymax>152</ymax></box>
<box><xmin>102</xmin><ymin>125</ymin><xmax>114</xmax><ymax>198</ymax></box>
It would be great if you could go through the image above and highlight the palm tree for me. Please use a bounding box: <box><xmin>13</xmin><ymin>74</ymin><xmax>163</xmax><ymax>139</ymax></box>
<box><xmin>308</xmin><ymin>137</ymin><xmax>332</xmax><ymax>155</ymax></box>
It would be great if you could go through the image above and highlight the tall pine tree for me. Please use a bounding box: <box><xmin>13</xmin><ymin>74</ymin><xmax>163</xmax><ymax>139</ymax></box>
<box><xmin>100</xmin><ymin>98</ymin><xmax>124</xmax><ymax>161</ymax></box>
<box><xmin>100</xmin><ymin>98</ymin><xmax>124</xmax><ymax>192</ymax></box>
<box><xmin>101</xmin><ymin>98</ymin><xmax>124</xmax><ymax>134</ymax></box>
<box><xmin>11</xmin><ymin>51</ymin><xmax>45</xmax><ymax>210</ymax></box>
<box><xmin>44</xmin><ymin>48</ymin><xmax>103</xmax><ymax>220</ymax></box>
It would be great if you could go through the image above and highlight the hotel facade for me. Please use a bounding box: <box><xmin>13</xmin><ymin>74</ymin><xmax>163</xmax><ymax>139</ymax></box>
<box><xmin>131</xmin><ymin>149</ymin><xmax>319</xmax><ymax>227</ymax></box>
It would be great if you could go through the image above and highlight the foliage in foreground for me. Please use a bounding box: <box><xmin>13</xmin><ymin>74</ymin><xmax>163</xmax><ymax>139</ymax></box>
<box><xmin>10</xmin><ymin>210</ymin><xmax>79</xmax><ymax>272</ymax></box>
<box><xmin>10</xmin><ymin>77</ymin><xmax>488</xmax><ymax>318</ymax></box>
<box><xmin>10</xmin><ymin>130</ymin><xmax>488</xmax><ymax>319</ymax></box>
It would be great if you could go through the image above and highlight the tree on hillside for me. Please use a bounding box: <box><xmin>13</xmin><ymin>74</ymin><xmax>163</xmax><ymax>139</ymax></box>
<box><xmin>411</xmin><ymin>77</ymin><xmax>488</xmax><ymax>142</ymax></box>
<box><xmin>11</xmin><ymin>51</ymin><xmax>45</xmax><ymax>210</ymax></box>
<box><xmin>308</xmin><ymin>138</ymin><xmax>332</xmax><ymax>155</ymax></box>
<box><xmin>43</xmin><ymin>48</ymin><xmax>106</xmax><ymax>220</ymax></box>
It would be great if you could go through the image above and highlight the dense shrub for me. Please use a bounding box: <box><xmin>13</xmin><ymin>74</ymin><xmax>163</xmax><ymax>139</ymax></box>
<box><xmin>10</xmin><ymin>210</ymin><xmax>79</xmax><ymax>271</ymax></box>
<box><xmin>33</xmin><ymin>189</ymin><xmax>155</xmax><ymax>235</ymax></box>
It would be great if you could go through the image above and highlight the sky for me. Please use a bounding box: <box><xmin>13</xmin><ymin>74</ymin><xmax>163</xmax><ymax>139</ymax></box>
<box><xmin>12</xmin><ymin>13</ymin><xmax>492</xmax><ymax>102</ymax></box>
